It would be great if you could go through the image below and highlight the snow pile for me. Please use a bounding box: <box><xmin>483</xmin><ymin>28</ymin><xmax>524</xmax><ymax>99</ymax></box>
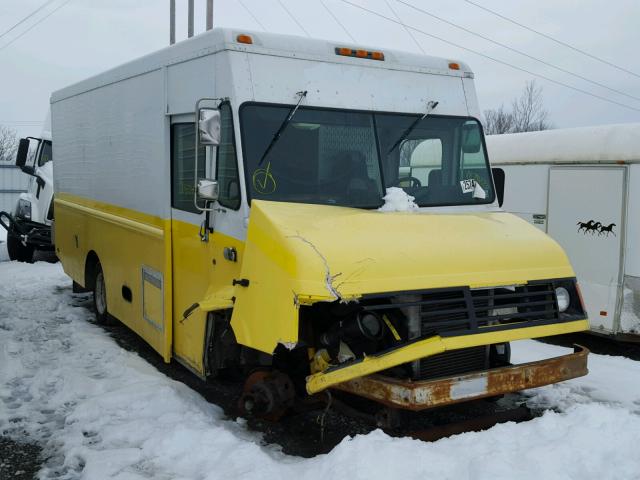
<box><xmin>620</xmin><ymin>284</ymin><xmax>640</xmax><ymax>334</ymax></box>
<box><xmin>511</xmin><ymin>340</ymin><xmax>640</xmax><ymax>412</ymax></box>
<box><xmin>378</xmin><ymin>187</ymin><xmax>419</xmax><ymax>212</ymax></box>
<box><xmin>2</xmin><ymin>262</ymin><xmax>640</xmax><ymax>479</ymax></box>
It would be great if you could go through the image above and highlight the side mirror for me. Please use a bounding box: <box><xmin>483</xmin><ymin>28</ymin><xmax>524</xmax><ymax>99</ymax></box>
<box><xmin>492</xmin><ymin>167</ymin><xmax>505</xmax><ymax>207</ymax></box>
<box><xmin>461</xmin><ymin>124</ymin><xmax>482</xmax><ymax>154</ymax></box>
<box><xmin>198</xmin><ymin>108</ymin><xmax>221</xmax><ymax>146</ymax></box>
<box><xmin>197</xmin><ymin>179</ymin><xmax>219</xmax><ymax>202</ymax></box>
<box><xmin>15</xmin><ymin>138</ymin><xmax>29</xmax><ymax>168</ymax></box>
<box><xmin>21</xmin><ymin>165</ymin><xmax>36</xmax><ymax>176</ymax></box>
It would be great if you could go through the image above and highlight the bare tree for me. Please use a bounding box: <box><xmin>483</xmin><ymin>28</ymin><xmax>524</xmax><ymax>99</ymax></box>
<box><xmin>0</xmin><ymin>126</ymin><xmax>18</xmax><ymax>163</ymax></box>
<box><xmin>483</xmin><ymin>105</ymin><xmax>514</xmax><ymax>135</ymax></box>
<box><xmin>483</xmin><ymin>80</ymin><xmax>552</xmax><ymax>135</ymax></box>
<box><xmin>511</xmin><ymin>80</ymin><xmax>551</xmax><ymax>133</ymax></box>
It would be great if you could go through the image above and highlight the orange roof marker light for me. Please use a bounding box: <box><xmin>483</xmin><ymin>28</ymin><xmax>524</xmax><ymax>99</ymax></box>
<box><xmin>448</xmin><ymin>62</ymin><xmax>461</xmax><ymax>70</ymax></box>
<box><xmin>237</xmin><ymin>34</ymin><xmax>253</xmax><ymax>44</ymax></box>
<box><xmin>335</xmin><ymin>47</ymin><xmax>385</xmax><ymax>61</ymax></box>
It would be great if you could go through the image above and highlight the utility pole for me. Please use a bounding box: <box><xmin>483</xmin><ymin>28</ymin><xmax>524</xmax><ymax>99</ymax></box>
<box><xmin>171</xmin><ymin>0</ymin><xmax>210</xmax><ymax>45</ymax></box>
<box><xmin>206</xmin><ymin>0</ymin><xmax>214</xmax><ymax>31</ymax></box>
<box><xmin>170</xmin><ymin>0</ymin><xmax>175</xmax><ymax>45</ymax></box>
<box><xmin>188</xmin><ymin>0</ymin><xmax>194</xmax><ymax>38</ymax></box>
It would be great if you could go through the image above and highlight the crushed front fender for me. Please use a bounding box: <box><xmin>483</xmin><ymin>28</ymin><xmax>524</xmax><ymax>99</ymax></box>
<box><xmin>306</xmin><ymin>319</ymin><xmax>589</xmax><ymax>394</ymax></box>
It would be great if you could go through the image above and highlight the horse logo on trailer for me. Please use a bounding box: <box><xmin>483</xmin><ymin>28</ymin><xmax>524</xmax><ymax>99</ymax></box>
<box><xmin>576</xmin><ymin>220</ymin><xmax>616</xmax><ymax>237</ymax></box>
<box><xmin>577</xmin><ymin>220</ymin><xmax>601</xmax><ymax>235</ymax></box>
<box><xmin>598</xmin><ymin>223</ymin><xmax>616</xmax><ymax>237</ymax></box>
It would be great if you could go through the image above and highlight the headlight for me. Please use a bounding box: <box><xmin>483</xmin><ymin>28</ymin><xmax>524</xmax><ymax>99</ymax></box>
<box><xmin>16</xmin><ymin>199</ymin><xmax>31</xmax><ymax>220</ymax></box>
<box><xmin>555</xmin><ymin>286</ymin><xmax>570</xmax><ymax>312</ymax></box>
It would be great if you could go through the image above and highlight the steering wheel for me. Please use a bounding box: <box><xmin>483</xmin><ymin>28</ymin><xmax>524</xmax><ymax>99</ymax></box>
<box><xmin>396</xmin><ymin>176</ymin><xmax>422</xmax><ymax>188</ymax></box>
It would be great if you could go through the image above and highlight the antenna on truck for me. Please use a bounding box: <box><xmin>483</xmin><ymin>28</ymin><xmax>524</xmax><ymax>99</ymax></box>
<box><xmin>170</xmin><ymin>0</ymin><xmax>214</xmax><ymax>45</ymax></box>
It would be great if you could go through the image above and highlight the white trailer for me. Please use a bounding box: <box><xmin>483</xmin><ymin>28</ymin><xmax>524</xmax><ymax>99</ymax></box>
<box><xmin>487</xmin><ymin>124</ymin><xmax>640</xmax><ymax>340</ymax></box>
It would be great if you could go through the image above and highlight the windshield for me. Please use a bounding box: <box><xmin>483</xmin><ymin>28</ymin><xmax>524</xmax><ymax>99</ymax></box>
<box><xmin>241</xmin><ymin>104</ymin><xmax>494</xmax><ymax>209</ymax></box>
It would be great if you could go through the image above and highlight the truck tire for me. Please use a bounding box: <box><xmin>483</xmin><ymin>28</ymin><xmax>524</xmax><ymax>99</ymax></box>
<box><xmin>93</xmin><ymin>263</ymin><xmax>113</xmax><ymax>325</ymax></box>
<box><xmin>6</xmin><ymin>231</ymin><xmax>35</xmax><ymax>263</ymax></box>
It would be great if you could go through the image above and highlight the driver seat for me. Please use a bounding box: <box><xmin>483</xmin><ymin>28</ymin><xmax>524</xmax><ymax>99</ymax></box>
<box><xmin>329</xmin><ymin>151</ymin><xmax>381</xmax><ymax>205</ymax></box>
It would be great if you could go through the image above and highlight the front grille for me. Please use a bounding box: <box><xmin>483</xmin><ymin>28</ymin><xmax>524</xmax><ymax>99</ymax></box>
<box><xmin>360</xmin><ymin>280</ymin><xmax>582</xmax><ymax>380</ymax></box>
<box><xmin>364</xmin><ymin>281</ymin><xmax>562</xmax><ymax>338</ymax></box>
<box><xmin>418</xmin><ymin>346</ymin><xmax>488</xmax><ymax>380</ymax></box>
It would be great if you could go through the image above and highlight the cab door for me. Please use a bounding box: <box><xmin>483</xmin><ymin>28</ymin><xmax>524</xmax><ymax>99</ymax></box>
<box><xmin>169</xmin><ymin>104</ymin><xmax>244</xmax><ymax>375</ymax></box>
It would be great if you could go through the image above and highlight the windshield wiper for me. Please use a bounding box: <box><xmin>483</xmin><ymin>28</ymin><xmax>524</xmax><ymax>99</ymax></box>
<box><xmin>258</xmin><ymin>90</ymin><xmax>308</xmax><ymax>166</ymax></box>
<box><xmin>387</xmin><ymin>100</ymin><xmax>439</xmax><ymax>154</ymax></box>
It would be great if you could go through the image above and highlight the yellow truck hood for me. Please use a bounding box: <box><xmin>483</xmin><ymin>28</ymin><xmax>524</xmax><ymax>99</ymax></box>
<box><xmin>230</xmin><ymin>200</ymin><xmax>574</xmax><ymax>353</ymax></box>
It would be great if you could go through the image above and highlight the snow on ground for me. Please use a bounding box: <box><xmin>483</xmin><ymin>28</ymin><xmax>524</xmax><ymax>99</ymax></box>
<box><xmin>1</xmin><ymin>261</ymin><xmax>640</xmax><ymax>479</ymax></box>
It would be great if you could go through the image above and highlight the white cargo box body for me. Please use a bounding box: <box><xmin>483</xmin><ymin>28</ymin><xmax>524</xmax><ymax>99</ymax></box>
<box><xmin>51</xmin><ymin>28</ymin><xmax>479</xmax><ymax>222</ymax></box>
<box><xmin>487</xmin><ymin>124</ymin><xmax>640</xmax><ymax>338</ymax></box>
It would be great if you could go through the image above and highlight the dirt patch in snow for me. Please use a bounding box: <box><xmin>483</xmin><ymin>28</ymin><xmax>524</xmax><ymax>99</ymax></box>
<box><xmin>0</xmin><ymin>437</ymin><xmax>42</xmax><ymax>479</ymax></box>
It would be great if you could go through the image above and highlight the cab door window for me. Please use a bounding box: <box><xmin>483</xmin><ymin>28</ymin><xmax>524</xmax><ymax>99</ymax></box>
<box><xmin>171</xmin><ymin>123</ymin><xmax>205</xmax><ymax>213</ymax></box>
<box><xmin>215</xmin><ymin>103</ymin><xmax>241</xmax><ymax>209</ymax></box>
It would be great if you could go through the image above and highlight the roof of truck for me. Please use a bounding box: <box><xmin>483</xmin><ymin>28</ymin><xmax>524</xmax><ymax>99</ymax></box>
<box><xmin>51</xmin><ymin>28</ymin><xmax>472</xmax><ymax>103</ymax></box>
<box><xmin>487</xmin><ymin>123</ymin><xmax>640</xmax><ymax>165</ymax></box>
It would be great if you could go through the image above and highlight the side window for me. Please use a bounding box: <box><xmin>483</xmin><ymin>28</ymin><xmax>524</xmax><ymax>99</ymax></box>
<box><xmin>39</xmin><ymin>141</ymin><xmax>52</xmax><ymax>166</ymax></box>
<box><xmin>216</xmin><ymin>104</ymin><xmax>241</xmax><ymax>209</ymax></box>
<box><xmin>171</xmin><ymin>123</ymin><xmax>205</xmax><ymax>213</ymax></box>
<box><xmin>26</xmin><ymin>140</ymin><xmax>39</xmax><ymax>167</ymax></box>
<box><xmin>460</xmin><ymin>121</ymin><xmax>492</xmax><ymax>193</ymax></box>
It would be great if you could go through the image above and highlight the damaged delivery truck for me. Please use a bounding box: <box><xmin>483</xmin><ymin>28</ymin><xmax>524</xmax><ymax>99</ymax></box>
<box><xmin>51</xmin><ymin>28</ymin><xmax>589</xmax><ymax>419</ymax></box>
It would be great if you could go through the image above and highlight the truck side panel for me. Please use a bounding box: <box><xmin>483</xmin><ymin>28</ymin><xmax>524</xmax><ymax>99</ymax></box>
<box><xmin>52</xmin><ymin>68</ymin><xmax>173</xmax><ymax>361</ymax></box>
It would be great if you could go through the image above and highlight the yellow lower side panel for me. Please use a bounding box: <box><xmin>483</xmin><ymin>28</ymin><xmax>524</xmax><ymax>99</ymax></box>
<box><xmin>306</xmin><ymin>319</ymin><xmax>590</xmax><ymax>394</ymax></box>
<box><xmin>54</xmin><ymin>193</ymin><xmax>244</xmax><ymax>374</ymax></box>
<box><xmin>55</xmin><ymin>194</ymin><xmax>172</xmax><ymax>361</ymax></box>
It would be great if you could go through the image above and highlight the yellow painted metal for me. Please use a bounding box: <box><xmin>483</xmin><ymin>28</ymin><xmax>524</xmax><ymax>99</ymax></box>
<box><xmin>231</xmin><ymin>199</ymin><xmax>577</xmax><ymax>354</ymax></box>
<box><xmin>55</xmin><ymin>192</ymin><xmax>587</xmax><ymax>393</ymax></box>
<box><xmin>170</xmin><ymin>218</ymin><xmax>243</xmax><ymax>374</ymax></box>
<box><xmin>383</xmin><ymin>314</ymin><xmax>401</xmax><ymax>341</ymax></box>
<box><xmin>305</xmin><ymin>319</ymin><xmax>589</xmax><ymax>394</ymax></box>
<box><xmin>54</xmin><ymin>194</ymin><xmax>243</xmax><ymax>370</ymax></box>
<box><xmin>55</xmin><ymin>193</ymin><xmax>172</xmax><ymax>361</ymax></box>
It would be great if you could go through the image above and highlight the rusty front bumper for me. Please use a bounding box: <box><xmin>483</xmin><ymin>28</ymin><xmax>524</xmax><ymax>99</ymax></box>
<box><xmin>333</xmin><ymin>344</ymin><xmax>589</xmax><ymax>411</ymax></box>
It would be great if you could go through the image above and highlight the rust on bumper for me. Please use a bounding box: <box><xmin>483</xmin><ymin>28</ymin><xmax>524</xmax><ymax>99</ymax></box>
<box><xmin>333</xmin><ymin>345</ymin><xmax>589</xmax><ymax>411</ymax></box>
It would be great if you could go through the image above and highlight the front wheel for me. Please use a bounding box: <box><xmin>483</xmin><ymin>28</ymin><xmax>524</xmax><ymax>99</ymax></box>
<box><xmin>93</xmin><ymin>263</ymin><xmax>112</xmax><ymax>325</ymax></box>
<box><xmin>6</xmin><ymin>231</ymin><xmax>34</xmax><ymax>263</ymax></box>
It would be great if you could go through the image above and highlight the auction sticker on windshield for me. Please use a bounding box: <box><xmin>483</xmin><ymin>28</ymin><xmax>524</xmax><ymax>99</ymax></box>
<box><xmin>460</xmin><ymin>179</ymin><xmax>476</xmax><ymax>193</ymax></box>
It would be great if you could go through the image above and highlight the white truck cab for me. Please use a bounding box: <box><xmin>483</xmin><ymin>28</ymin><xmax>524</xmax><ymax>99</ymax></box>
<box><xmin>0</xmin><ymin>114</ymin><xmax>55</xmax><ymax>262</ymax></box>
